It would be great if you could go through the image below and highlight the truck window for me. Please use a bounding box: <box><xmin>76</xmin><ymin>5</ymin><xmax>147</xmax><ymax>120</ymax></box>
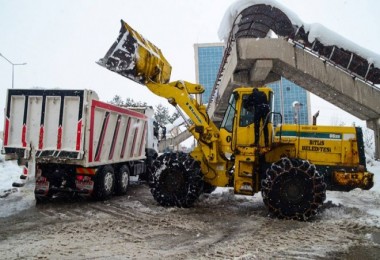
<box><xmin>220</xmin><ymin>94</ymin><xmax>237</xmax><ymax>132</ymax></box>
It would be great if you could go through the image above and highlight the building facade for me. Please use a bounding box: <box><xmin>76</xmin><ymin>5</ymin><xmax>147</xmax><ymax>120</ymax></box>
<box><xmin>194</xmin><ymin>43</ymin><xmax>225</xmax><ymax>103</ymax></box>
<box><xmin>268</xmin><ymin>78</ymin><xmax>311</xmax><ymax>125</ymax></box>
<box><xmin>194</xmin><ymin>43</ymin><xmax>311</xmax><ymax>125</ymax></box>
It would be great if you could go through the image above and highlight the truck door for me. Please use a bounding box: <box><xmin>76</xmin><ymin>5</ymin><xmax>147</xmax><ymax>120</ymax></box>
<box><xmin>235</xmin><ymin>90</ymin><xmax>274</xmax><ymax>148</ymax></box>
<box><xmin>235</xmin><ymin>94</ymin><xmax>255</xmax><ymax>147</ymax></box>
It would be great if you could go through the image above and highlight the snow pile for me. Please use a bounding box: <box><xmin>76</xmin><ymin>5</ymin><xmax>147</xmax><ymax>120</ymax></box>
<box><xmin>0</xmin><ymin>139</ymin><xmax>22</xmax><ymax>195</ymax></box>
<box><xmin>369</xmin><ymin>163</ymin><xmax>380</xmax><ymax>191</ymax></box>
<box><xmin>218</xmin><ymin>0</ymin><xmax>302</xmax><ymax>40</ymax></box>
<box><xmin>0</xmin><ymin>139</ymin><xmax>35</xmax><ymax>217</ymax></box>
<box><xmin>200</xmin><ymin>187</ymin><xmax>247</xmax><ymax>206</ymax></box>
<box><xmin>218</xmin><ymin>0</ymin><xmax>380</xmax><ymax>66</ymax></box>
<box><xmin>305</xmin><ymin>23</ymin><xmax>380</xmax><ymax>66</ymax></box>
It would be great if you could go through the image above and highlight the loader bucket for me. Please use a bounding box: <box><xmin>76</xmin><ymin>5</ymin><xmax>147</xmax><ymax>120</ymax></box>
<box><xmin>97</xmin><ymin>20</ymin><xmax>172</xmax><ymax>85</ymax></box>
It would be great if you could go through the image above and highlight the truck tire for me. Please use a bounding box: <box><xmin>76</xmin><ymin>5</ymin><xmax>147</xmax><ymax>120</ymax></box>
<box><xmin>93</xmin><ymin>165</ymin><xmax>115</xmax><ymax>200</ymax></box>
<box><xmin>115</xmin><ymin>165</ymin><xmax>130</xmax><ymax>195</ymax></box>
<box><xmin>261</xmin><ymin>158</ymin><xmax>326</xmax><ymax>220</ymax></box>
<box><xmin>150</xmin><ymin>152</ymin><xmax>203</xmax><ymax>207</ymax></box>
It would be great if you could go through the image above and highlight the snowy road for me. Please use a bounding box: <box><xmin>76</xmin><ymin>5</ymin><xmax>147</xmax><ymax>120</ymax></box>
<box><xmin>1</xmin><ymin>180</ymin><xmax>380</xmax><ymax>259</ymax></box>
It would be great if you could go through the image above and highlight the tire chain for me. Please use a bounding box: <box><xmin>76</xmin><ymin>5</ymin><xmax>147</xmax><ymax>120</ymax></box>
<box><xmin>150</xmin><ymin>152</ymin><xmax>203</xmax><ymax>208</ymax></box>
<box><xmin>261</xmin><ymin>157</ymin><xmax>327</xmax><ymax>220</ymax></box>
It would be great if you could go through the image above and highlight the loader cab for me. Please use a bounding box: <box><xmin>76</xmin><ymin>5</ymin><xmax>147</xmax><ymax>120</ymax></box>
<box><xmin>219</xmin><ymin>87</ymin><xmax>274</xmax><ymax>151</ymax></box>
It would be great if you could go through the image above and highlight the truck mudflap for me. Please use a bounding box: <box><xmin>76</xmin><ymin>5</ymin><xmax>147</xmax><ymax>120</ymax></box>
<box><xmin>35</xmin><ymin>176</ymin><xmax>50</xmax><ymax>196</ymax></box>
<box><xmin>97</xmin><ymin>20</ymin><xmax>172</xmax><ymax>85</ymax></box>
<box><xmin>74</xmin><ymin>176</ymin><xmax>94</xmax><ymax>194</ymax></box>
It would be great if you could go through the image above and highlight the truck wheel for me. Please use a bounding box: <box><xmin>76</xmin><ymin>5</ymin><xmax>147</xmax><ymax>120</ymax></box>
<box><xmin>93</xmin><ymin>165</ymin><xmax>115</xmax><ymax>200</ymax></box>
<box><xmin>115</xmin><ymin>165</ymin><xmax>130</xmax><ymax>195</ymax></box>
<box><xmin>150</xmin><ymin>152</ymin><xmax>203</xmax><ymax>207</ymax></box>
<box><xmin>261</xmin><ymin>158</ymin><xmax>326</xmax><ymax>220</ymax></box>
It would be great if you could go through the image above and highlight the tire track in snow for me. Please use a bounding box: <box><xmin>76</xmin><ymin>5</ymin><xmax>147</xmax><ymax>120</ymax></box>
<box><xmin>0</xmin><ymin>185</ymin><xmax>379</xmax><ymax>259</ymax></box>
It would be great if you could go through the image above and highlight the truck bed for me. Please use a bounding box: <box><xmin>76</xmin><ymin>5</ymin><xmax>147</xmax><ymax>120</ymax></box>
<box><xmin>3</xmin><ymin>89</ymin><xmax>148</xmax><ymax>167</ymax></box>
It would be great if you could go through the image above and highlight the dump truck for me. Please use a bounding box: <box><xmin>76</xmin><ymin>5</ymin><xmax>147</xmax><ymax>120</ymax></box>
<box><xmin>2</xmin><ymin>89</ymin><xmax>159</xmax><ymax>202</ymax></box>
<box><xmin>98</xmin><ymin>20</ymin><xmax>374</xmax><ymax>220</ymax></box>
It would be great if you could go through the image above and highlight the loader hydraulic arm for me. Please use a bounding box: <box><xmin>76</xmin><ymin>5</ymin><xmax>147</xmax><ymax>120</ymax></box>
<box><xmin>146</xmin><ymin>80</ymin><xmax>218</xmax><ymax>140</ymax></box>
<box><xmin>98</xmin><ymin>20</ymin><xmax>221</xmax><ymax>163</ymax></box>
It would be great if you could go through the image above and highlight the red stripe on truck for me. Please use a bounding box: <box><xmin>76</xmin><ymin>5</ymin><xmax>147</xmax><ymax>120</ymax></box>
<box><xmin>91</xmin><ymin>100</ymin><xmax>147</xmax><ymax>119</ymax></box>
<box><xmin>38</xmin><ymin>125</ymin><xmax>44</xmax><ymax>149</ymax></box>
<box><xmin>94</xmin><ymin>112</ymin><xmax>110</xmax><ymax>162</ymax></box>
<box><xmin>57</xmin><ymin>126</ymin><xmax>62</xmax><ymax>149</ymax></box>
<box><xmin>3</xmin><ymin>117</ymin><xmax>9</xmax><ymax>146</ymax></box>
<box><xmin>21</xmin><ymin>124</ymin><xmax>27</xmax><ymax>147</ymax></box>
<box><xmin>120</xmin><ymin>117</ymin><xmax>131</xmax><ymax>159</ymax></box>
<box><xmin>109</xmin><ymin>115</ymin><xmax>121</xmax><ymax>160</ymax></box>
<box><xmin>139</xmin><ymin>122</ymin><xmax>147</xmax><ymax>156</ymax></box>
<box><xmin>76</xmin><ymin>119</ymin><xmax>82</xmax><ymax>151</ymax></box>
<box><xmin>130</xmin><ymin>127</ymin><xmax>139</xmax><ymax>157</ymax></box>
<box><xmin>89</xmin><ymin>104</ymin><xmax>95</xmax><ymax>162</ymax></box>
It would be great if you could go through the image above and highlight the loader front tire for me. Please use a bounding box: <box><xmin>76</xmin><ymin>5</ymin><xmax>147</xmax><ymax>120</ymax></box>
<box><xmin>261</xmin><ymin>158</ymin><xmax>326</xmax><ymax>220</ymax></box>
<box><xmin>150</xmin><ymin>152</ymin><xmax>203</xmax><ymax>207</ymax></box>
<box><xmin>93</xmin><ymin>165</ymin><xmax>115</xmax><ymax>200</ymax></box>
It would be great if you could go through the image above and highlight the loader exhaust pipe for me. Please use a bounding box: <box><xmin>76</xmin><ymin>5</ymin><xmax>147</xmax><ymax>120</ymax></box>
<box><xmin>97</xmin><ymin>20</ymin><xmax>172</xmax><ymax>85</ymax></box>
<box><xmin>313</xmin><ymin>110</ymin><xmax>320</xmax><ymax>125</ymax></box>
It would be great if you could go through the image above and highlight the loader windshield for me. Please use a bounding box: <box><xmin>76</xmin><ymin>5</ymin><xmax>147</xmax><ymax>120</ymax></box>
<box><xmin>240</xmin><ymin>94</ymin><xmax>254</xmax><ymax>127</ymax></box>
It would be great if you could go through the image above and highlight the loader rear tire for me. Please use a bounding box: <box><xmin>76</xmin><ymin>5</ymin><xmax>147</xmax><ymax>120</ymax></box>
<box><xmin>93</xmin><ymin>165</ymin><xmax>115</xmax><ymax>200</ymax></box>
<box><xmin>150</xmin><ymin>152</ymin><xmax>203</xmax><ymax>207</ymax></box>
<box><xmin>115</xmin><ymin>165</ymin><xmax>130</xmax><ymax>195</ymax></box>
<box><xmin>261</xmin><ymin>158</ymin><xmax>326</xmax><ymax>220</ymax></box>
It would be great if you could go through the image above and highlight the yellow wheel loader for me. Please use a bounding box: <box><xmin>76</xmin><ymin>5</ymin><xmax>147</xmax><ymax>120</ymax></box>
<box><xmin>98</xmin><ymin>20</ymin><xmax>374</xmax><ymax>220</ymax></box>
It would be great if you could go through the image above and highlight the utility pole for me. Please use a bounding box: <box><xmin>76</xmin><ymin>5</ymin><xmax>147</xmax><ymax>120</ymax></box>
<box><xmin>0</xmin><ymin>53</ymin><xmax>27</xmax><ymax>89</ymax></box>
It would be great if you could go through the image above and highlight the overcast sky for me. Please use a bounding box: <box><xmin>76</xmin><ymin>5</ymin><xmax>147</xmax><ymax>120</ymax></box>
<box><xmin>1</xmin><ymin>0</ymin><xmax>379</xmax><ymax>128</ymax></box>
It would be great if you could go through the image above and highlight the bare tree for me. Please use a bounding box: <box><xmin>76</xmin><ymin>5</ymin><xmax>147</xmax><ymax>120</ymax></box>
<box><xmin>329</xmin><ymin>116</ymin><xmax>346</xmax><ymax>126</ymax></box>
<box><xmin>108</xmin><ymin>95</ymin><xmax>177</xmax><ymax>125</ymax></box>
